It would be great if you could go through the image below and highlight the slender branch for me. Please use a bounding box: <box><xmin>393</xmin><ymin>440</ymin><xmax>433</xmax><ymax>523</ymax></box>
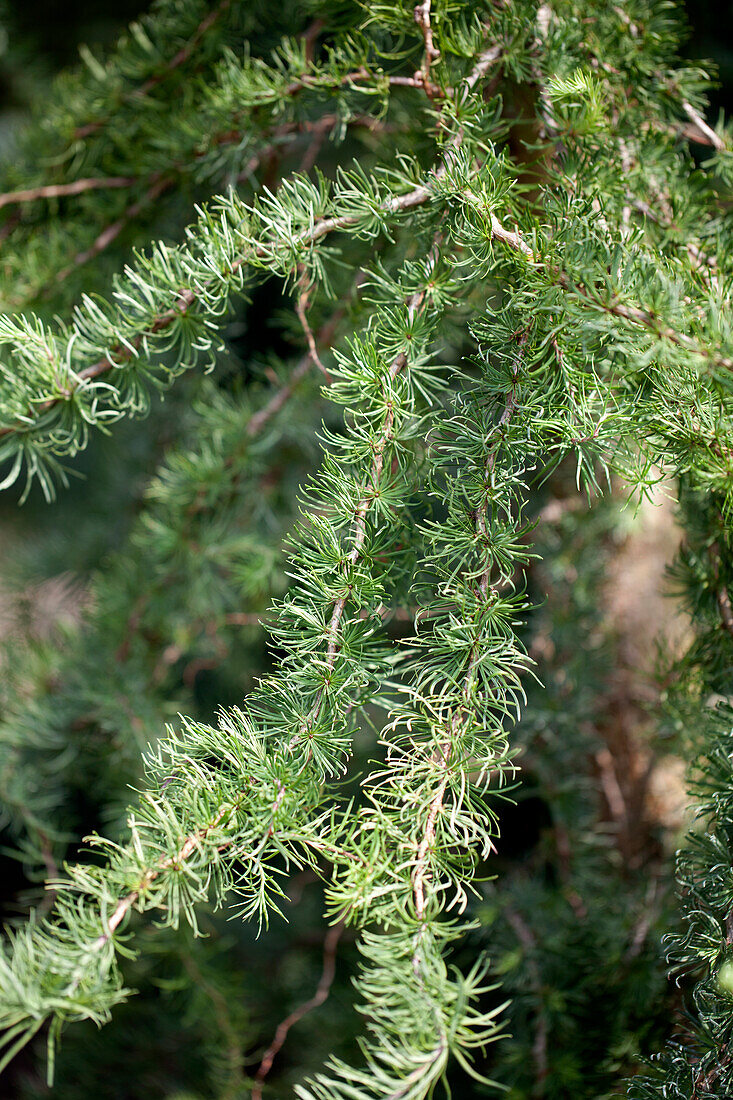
<box><xmin>414</xmin><ymin>0</ymin><xmax>441</xmax><ymax>97</ymax></box>
<box><xmin>682</xmin><ymin>100</ymin><xmax>726</xmax><ymax>153</ymax></box>
<box><xmin>245</xmin><ymin>308</ymin><xmax>343</xmax><ymax>438</ymax></box>
<box><xmin>235</xmin><ymin>115</ymin><xmax>387</xmax><ymax>183</ymax></box>
<box><xmin>24</xmin><ymin>52</ymin><xmax>502</xmax><ymax>960</ymax></box>
<box><xmin>295</xmin><ymin>267</ymin><xmax>332</xmax><ymax>381</ymax></box>
<box><xmin>595</xmin><ymin>745</ymin><xmax>628</xmax><ymax>827</ymax></box>
<box><xmin>0</xmin><ymin>173</ymin><xmax>425</xmax><ymax>439</ymax></box>
<box><xmin>0</xmin><ymin>176</ymin><xmax>137</xmax><ymax>211</ymax></box>
<box><xmin>281</xmin><ymin>66</ymin><xmax>446</xmax><ymax>101</ymax></box>
<box><xmin>79</xmin><ymin>248</ymin><xmax>435</xmax><ymax>949</ymax></box>
<box><xmin>138</xmin><ymin>0</ymin><xmax>232</xmax><ymax>98</ymax></box>
<box><xmin>91</xmin><ymin>794</ymin><xmax>245</xmax><ymax>949</ymax></box>
<box><xmin>0</xmin><ymin>44</ymin><xmax>507</xmax><ymax>441</ymax></box>
<box><xmin>252</xmin><ymin>920</ymin><xmax>344</xmax><ymax>1099</ymax></box>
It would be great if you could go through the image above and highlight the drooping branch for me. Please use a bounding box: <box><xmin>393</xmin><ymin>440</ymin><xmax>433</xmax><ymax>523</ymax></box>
<box><xmin>0</xmin><ymin>44</ymin><xmax>506</xmax><ymax>455</ymax></box>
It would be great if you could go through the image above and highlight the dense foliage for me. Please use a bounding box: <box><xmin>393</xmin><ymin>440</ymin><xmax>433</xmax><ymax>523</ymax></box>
<box><xmin>0</xmin><ymin>0</ymin><xmax>732</xmax><ymax>1096</ymax></box>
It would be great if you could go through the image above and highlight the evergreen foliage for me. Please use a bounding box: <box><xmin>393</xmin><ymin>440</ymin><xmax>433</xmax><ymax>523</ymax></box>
<box><xmin>0</xmin><ymin>0</ymin><xmax>732</xmax><ymax>1096</ymax></box>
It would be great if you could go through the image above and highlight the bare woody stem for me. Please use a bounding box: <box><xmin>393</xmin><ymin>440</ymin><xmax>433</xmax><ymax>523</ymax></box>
<box><xmin>49</xmin><ymin>175</ymin><xmax>174</xmax><ymax>291</ymax></box>
<box><xmin>252</xmin><ymin>920</ymin><xmax>345</xmax><ymax>1099</ymax></box>
<box><xmin>414</xmin><ymin>0</ymin><xmax>441</xmax><ymax>96</ymax></box>
<box><xmin>0</xmin><ymin>167</ymin><xmax>433</xmax><ymax>439</ymax></box>
<box><xmin>682</xmin><ymin>99</ymin><xmax>727</xmax><ymax>152</ymax></box>
<box><xmin>0</xmin><ymin>177</ymin><xmax>138</xmax><ymax>210</ymax></box>
<box><xmin>91</xmin><ymin>796</ymin><xmax>245</xmax><ymax>948</ymax></box>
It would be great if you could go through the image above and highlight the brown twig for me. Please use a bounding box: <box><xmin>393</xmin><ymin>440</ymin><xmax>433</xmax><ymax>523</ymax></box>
<box><xmin>0</xmin><ymin>44</ymin><xmax>507</xmax><ymax>442</ymax></box>
<box><xmin>235</xmin><ymin>114</ymin><xmax>387</xmax><ymax>184</ymax></box>
<box><xmin>0</xmin><ymin>176</ymin><xmax>137</xmax><ymax>211</ymax></box>
<box><xmin>35</xmin><ymin>48</ymin><xmax>503</xmax><ymax>958</ymax></box>
<box><xmin>413</xmin><ymin>0</ymin><xmax>441</xmax><ymax>97</ymax></box>
<box><xmin>682</xmin><ymin>100</ymin><xmax>726</xmax><ymax>153</ymax></box>
<box><xmin>245</xmin><ymin>302</ymin><xmax>345</xmax><ymax>438</ymax></box>
<box><xmin>91</xmin><ymin>793</ymin><xmax>246</xmax><ymax>949</ymax></box>
<box><xmin>281</xmin><ymin>66</ymin><xmax>446</xmax><ymax>101</ymax></box>
<box><xmin>252</xmin><ymin>920</ymin><xmax>344</xmax><ymax>1099</ymax></box>
<box><xmin>295</xmin><ymin>267</ymin><xmax>331</xmax><ymax>380</ymax></box>
<box><xmin>595</xmin><ymin>745</ymin><xmax>628</xmax><ymax>828</ymax></box>
<box><xmin>0</xmin><ymin>165</ymin><xmax>430</xmax><ymax>439</ymax></box>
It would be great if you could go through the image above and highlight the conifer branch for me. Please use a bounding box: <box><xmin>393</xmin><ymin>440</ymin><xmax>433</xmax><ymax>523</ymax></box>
<box><xmin>4</xmin><ymin>4</ymin><xmax>733</xmax><ymax>1096</ymax></box>
<box><xmin>73</xmin><ymin>0</ymin><xmax>233</xmax><ymax>140</ymax></box>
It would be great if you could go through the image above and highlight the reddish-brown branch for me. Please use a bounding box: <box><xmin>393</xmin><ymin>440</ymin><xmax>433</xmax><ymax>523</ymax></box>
<box><xmin>245</xmin><ymin>301</ymin><xmax>345</xmax><ymax>438</ymax></box>
<box><xmin>595</xmin><ymin>745</ymin><xmax>628</xmax><ymax>827</ymax></box>
<box><xmin>295</xmin><ymin>267</ymin><xmax>331</xmax><ymax>381</ymax></box>
<box><xmin>414</xmin><ymin>0</ymin><xmax>441</xmax><ymax>97</ymax></box>
<box><xmin>31</xmin><ymin>51</ymin><xmax>500</xmax><ymax>955</ymax></box>
<box><xmin>0</xmin><ymin>44</ymin><xmax>507</xmax><ymax>443</ymax></box>
<box><xmin>281</xmin><ymin>66</ymin><xmax>447</xmax><ymax>101</ymax></box>
<box><xmin>0</xmin><ymin>165</ymin><xmax>450</xmax><ymax>441</ymax></box>
<box><xmin>235</xmin><ymin>114</ymin><xmax>387</xmax><ymax>183</ymax></box>
<box><xmin>252</xmin><ymin>921</ymin><xmax>344</xmax><ymax>1099</ymax></box>
<box><xmin>0</xmin><ymin>176</ymin><xmax>137</xmax><ymax>211</ymax></box>
<box><xmin>682</xmin><ymin>100</ymin><xmax>726</xmax><ymax>152</ymax></box>
<box><xmin>92</xmin><ymin>794</ymin><xmax>246</xmax><ymax>949</ymax></box>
